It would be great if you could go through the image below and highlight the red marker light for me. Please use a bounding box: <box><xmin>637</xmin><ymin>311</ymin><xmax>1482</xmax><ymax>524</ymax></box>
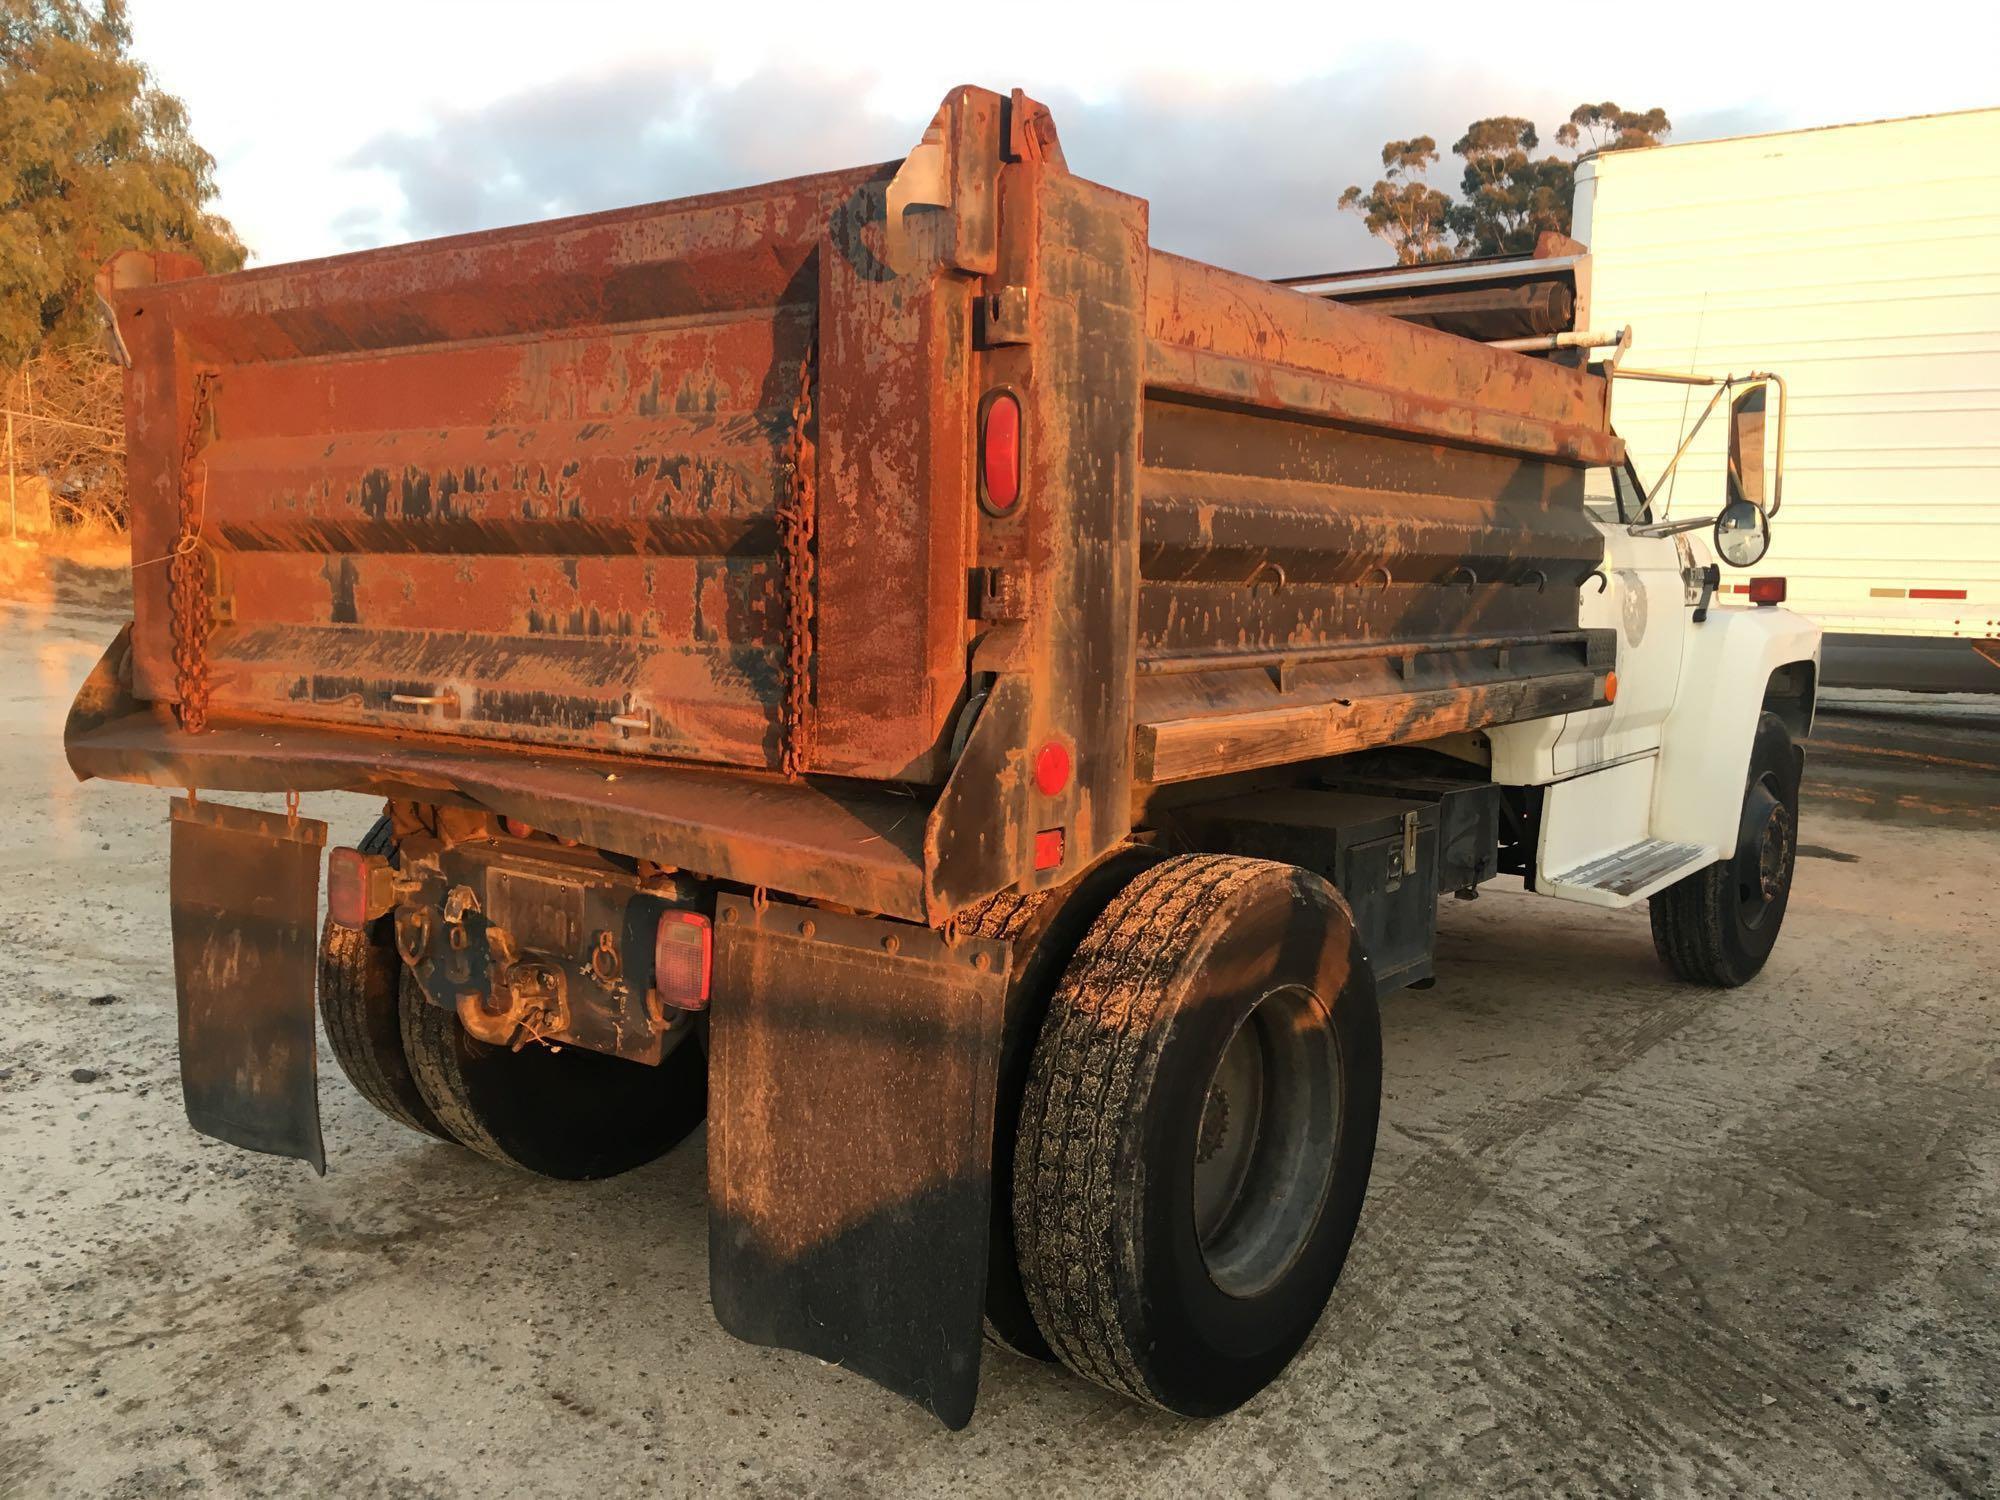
<box><xmin>1033</xmin><ymin>827</ymin><xmax>1066</xmax><ymax>872</ymax></box>
<box><xmin>1033</xmin><ymin>739</ymin><xmax>1071</xmax><ymax>796</ymax></box>
<box><xmin>980</xmin><ymin>390</ymin><xmax>1022</xmax><ymax>515</ymax></box>
<box><xmin>653</xmin><ymin>909</ymin><xmax>713</xmax><ymax>1012</ymax></box>
<box><xmin>1747</xmin><ymin>576</ymin><xmax>1787</xmax><ymax>606</ymax></box>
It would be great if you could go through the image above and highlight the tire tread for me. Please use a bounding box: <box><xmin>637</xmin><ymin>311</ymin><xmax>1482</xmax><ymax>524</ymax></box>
<box><xmin>1649</xmin><ymin>711</ymin><xmax>1797</xmax><ymax>988</ymax></box>
<box><xmin>318</xmin><ymin>919</ymin><xmax>450</xmax><ymax>1140</ymax></box>
<box><xmin>1015</xmin><ymin>853</ymin><xmax>1265</xmax><ymax>1408</ymax></box>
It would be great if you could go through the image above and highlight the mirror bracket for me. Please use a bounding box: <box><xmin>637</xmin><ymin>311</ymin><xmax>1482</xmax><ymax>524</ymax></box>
<box><xmin>1627</xmin><ymin>514</ymin><xmax>1717</xmax><ymax>539</ymax></box>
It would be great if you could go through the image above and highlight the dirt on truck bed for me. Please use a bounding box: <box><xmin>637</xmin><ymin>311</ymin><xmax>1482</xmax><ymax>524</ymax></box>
<box><xmin>3</xmin><ymin>583</ymin><xmax>1995</xmax><ymax>1496</ymax></box>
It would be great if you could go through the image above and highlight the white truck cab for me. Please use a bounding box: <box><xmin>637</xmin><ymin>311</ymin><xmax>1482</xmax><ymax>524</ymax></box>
<box><xmin>1281</xmin><ymin>244</ymin><xmax>1821</xmax><ymax>981</ymax></box>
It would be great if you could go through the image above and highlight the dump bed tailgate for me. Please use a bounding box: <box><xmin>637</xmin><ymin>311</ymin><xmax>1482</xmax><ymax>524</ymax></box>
<box><xmin>109</xmin><ymin>162</ymin><xmax>972</xmax><ymax>781</ymax></box>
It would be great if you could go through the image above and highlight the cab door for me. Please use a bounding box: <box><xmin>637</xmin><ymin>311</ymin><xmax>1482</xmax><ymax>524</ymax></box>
<box><xmin>1554</xmin><ymin>460</ymin><xmax>1687</xmax><ymax>775</ymax></box>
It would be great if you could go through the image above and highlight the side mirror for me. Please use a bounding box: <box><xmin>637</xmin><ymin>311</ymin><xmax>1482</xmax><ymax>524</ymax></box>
<box><xmin>1717</xmin><ymin>383</ymin><xmax>1772</xmax><ymax>566</ymax></box>
<box><xmin>1714</xmin><ymin>498</ymin><xmax>1770</xmax><ymax>568</ymax></box>
<box><xmin>1727</xmin><ymin>385</ymin><xmax>1767</xmax><ymax>507</ymax></box>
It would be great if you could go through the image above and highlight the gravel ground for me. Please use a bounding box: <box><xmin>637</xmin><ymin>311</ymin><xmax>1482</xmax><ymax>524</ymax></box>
<box><xmin>2</xmin><ymin>567</ymin><xmax>1996</xmax><ymax>1497</ymax></box>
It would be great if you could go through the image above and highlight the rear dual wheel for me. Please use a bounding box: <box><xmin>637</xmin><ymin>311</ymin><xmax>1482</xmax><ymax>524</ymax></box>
<box><xmin>317</xmin><ymin>816</ymin><xmax>705</xmax><ymax>1178</ymax></box>
<box><xmin>1011</xmin><ymin>854</ymin><xmax>1382</xmax><ymax>1416</ymax></box>
<box><xmin>399</xmin><ymin>970</ymin><xmax>706</xmax><ymax>1180</ymax></box>
<box><xmin>317</xmin><ymin>818</ymin><xmax>452</xmax><ymax>1142</ymax></box>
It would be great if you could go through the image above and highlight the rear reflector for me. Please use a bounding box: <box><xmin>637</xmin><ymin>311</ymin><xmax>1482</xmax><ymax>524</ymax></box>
<box><xmin>1033</xmin><ymin>827</ymin><xmax>1066</xmax><ymax>872</ymax></box>
<box><xmin>653</xmin><ymin>909</ymin><xmax>713</xmax><ymax>1012</ymax></box>
<box><xmin>327</xmin><ymin>847</ymin><xmax>393</xmax><ymax>928</ymax></box>
<box><xmin>1033</xmin><ymin>739</ymin><xmax>1072</xmax><ymax>796</ymax></box>
<box><xmin>1748</xmin><ymin>576</ymin><xmax>1787</xmax><ymax>605</ymax></box>
<box><xmin>980</xmin><ymin>390</ymin><xmax>1022</xmax><ymax>514</ymax></box>
<box><xmin>1910</xmin><ymin>587</ymin><xmax>1967</xmax><ymax>601</ymax></box>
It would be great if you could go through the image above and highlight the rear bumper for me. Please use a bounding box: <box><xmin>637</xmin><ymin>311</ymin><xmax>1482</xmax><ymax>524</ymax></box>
<box><xmin>66</xmin><ymin>626</ymin><xmax>933</xmax><ymax>921</ymax></box>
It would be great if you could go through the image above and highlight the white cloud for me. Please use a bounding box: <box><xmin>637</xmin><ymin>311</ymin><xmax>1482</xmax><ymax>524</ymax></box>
<box><xmin>123</xmin><ymin>0</ymin><xmax>1996</xmax><ymax>271</ymax></box>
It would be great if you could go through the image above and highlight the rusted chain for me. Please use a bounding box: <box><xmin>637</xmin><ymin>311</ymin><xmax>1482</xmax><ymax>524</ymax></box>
<box><xmin>777</xmin><ymin>338</ymin><xmax>818</xmax><ymax>778</ymax></box>
<box><xmin>169</xmin><ymin>371</ymin><xmax>218</xmax><ymax>734</ymax></box>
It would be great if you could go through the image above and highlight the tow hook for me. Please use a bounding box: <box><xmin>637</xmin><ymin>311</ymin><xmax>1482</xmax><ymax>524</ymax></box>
<box><xmin>457</xmin><ymin>962</ymin><xmax>570</xmax><ymax>1051</ymax></box>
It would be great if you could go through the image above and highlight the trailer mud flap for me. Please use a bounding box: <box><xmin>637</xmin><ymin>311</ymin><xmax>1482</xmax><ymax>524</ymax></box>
<box><xmin>169</xmin><ymin>799</ymin><xmax>329</xmax><ymax>1174</ymax></box>
<box><xmin>708</xmin><ymin>895</ymin><xmax>1008</xmax><ymax>1428</ymax></box>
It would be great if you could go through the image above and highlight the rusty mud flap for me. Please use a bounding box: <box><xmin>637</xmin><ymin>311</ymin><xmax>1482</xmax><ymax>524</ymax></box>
<box><xmin>707</xmin><ymin>895</ymin><xmax>1009</xmax><ymax>1428</ymax></box>
<box><xmin>169</xmin><ymin>800</ymin><xmax>329</xmax><ymax>1174</ymax></box>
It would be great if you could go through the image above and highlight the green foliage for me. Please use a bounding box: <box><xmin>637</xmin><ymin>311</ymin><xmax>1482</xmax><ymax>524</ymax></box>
<box><xmin>1344</xmin><ymin>101</ymin><xmax>1670</xmax><ymax>263</ymax></box>
<box><xmin>1337</xmin><ymin>136</ymin><xmax>1461</xmax><ymax>264</ymax></box>
<box><xmin>0</xmin><ymin>0</ymin><xmax>244</xmax><ymax>367</ymax></box>
<box><xmin>1557</xmin><ymin>102</ymin><xmax>1673</xmax><ymax>153</ymax></box>
<box><xmin>1448</xmin><ymin>116</ymin><xmax>1573</xmax><ymax>258</ymax></box>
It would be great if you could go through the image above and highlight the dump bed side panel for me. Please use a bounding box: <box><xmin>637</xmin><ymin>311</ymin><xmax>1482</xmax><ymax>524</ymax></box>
<box><xmin>1130</xmin><ymin>254</ymin><xmax>1618</xmax><ymax>781</ymax></box>
<box><xmin>114</xmin><ymin>164</ymin><xmax>969</xmax><ymax>780</ymax></box>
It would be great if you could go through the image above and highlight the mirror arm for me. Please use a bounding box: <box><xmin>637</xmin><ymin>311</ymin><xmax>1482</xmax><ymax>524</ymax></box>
<box><xmin>1612</xmin><ymin>369</ymin><xmax>1786</xmax><ymax>518</ymax></box>
<box><xmin>1627</xmin><ymin>513</ymin><xmax>1717</xmax><ymax>539</ymax></box>
<box><xmin>1646</xmin><ymin>383</ymin><xmax>1732</xmax><ymax>500</ymax></box>
<box><xmin>1759</xmin><ymin>371</ymin><xmax>1787</xmax><ymax>518</ymax></box>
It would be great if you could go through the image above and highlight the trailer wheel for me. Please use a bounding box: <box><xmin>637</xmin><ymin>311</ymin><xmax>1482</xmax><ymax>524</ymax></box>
<box><xmin>317</xmin><ymin>817</ymin><xmax>451</xmax><ymax>1142</ymax></box>
<box><xmin>399</xmin><ymin>969</ymin><xmax>706</xmax><ymax>1180</ymax></box>
<box><xmin>1650</xmin><ymin>710</ymin><xmax>1801</xmax><ymax>988</ymax></box>
<box><xmin>1013</xmin><ymin>854</ymin><xmax>1380</xmax><ymax>1416</ymax></box>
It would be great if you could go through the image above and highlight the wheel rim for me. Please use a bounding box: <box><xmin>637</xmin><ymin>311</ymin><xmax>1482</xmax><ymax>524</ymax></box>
<box><xmin>1192</xmin><ymin>983</ymin><xmax>1341</xmax><ymax>1299</ymax></box>
<box><xmin>1735</xmin><ymin>779</ymin><xmax>1793</xmax><ymax>930</ymax></box>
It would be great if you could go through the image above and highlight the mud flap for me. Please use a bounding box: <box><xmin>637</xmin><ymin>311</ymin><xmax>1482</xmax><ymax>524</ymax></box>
<box><xmin>708</xmin><ymin>895</ymin><xmax>1009</xmax><ymax>1428</ymax></box>
<box><xmin>169</xmin><ymin>799</ymin><xmax>329</xmax><ymax>1174</ymax></box>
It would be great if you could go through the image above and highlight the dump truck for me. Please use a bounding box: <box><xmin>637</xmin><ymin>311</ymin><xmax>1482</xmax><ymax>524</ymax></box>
<box><xmin>65</xmin><ymin>86</ymin><xmax>1820</xmax><ymax>1428</ymax></box>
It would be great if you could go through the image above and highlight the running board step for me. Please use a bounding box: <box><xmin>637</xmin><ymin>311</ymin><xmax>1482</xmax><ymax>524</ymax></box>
<box><xmin>1545</xmin><ymin>838</ymin><xmax>1713</xmax><ymax>907</ymax></box>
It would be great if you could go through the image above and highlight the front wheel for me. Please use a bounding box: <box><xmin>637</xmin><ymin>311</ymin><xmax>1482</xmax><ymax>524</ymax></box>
<box><xmin>1650</xmin><ymin>709</ymin><xmax>1802</xmax><ymax>987</ymax></box>
<box><xmin>1012</xmin><ymin>854</ymin><xmax>1381</xmax><ymax>1417</ymax></box>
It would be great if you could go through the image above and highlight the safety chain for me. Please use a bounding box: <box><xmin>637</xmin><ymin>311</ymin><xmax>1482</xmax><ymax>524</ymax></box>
<box><xmin>776</xmin><ymin>337</ymin><xmax>818</xmax><ymax>778</ymax></box>
<box><xmin>169</xmin><ymin>371</ymin><xmax>218</xmax><ymax>734</ymax></box>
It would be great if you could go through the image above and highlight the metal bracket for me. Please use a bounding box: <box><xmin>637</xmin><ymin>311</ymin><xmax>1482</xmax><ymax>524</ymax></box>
<box><xmin>1692</xmin><ymin>563</ymin><xmax>1721</xmax><ymax>623</ymax></box>
<box><xmin>977</xmin><ymin>284</ymin><xmax>1030</xmax><ymax>347</ymax></box>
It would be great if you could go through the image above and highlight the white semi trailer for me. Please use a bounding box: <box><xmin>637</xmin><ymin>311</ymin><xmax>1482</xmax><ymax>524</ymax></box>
<box><xmin>1574</xmin><ymin>108</ymin><xmax>2000</xmax><ymax>691</ymax></box>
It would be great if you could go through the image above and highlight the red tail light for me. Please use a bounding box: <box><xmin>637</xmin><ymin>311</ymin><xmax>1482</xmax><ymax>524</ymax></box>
<box><xmin>653</xmin><ymin>909</ymin><xmax>713</xmax><ymax>1012</ymax></box>
<box><xmin>327</xmin><ymin>847</ymin><xmax>392</xmax><ymax>928</ymax></box>
<box><xmin>1748</xmin><ymin>576</ymin><xmax>1786</xmax><ymax>606</ymax></box>
<box><xmin>979</xmin><ymin>390</ymin><xmax>1022</xmax><ymax>515</ymax></box>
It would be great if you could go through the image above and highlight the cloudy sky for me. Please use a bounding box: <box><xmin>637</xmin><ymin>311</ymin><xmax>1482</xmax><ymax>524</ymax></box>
<box><xmin>126</xmin><ymin>0</ymin><xmax>1995</xmax><ymax>276</ymax></box>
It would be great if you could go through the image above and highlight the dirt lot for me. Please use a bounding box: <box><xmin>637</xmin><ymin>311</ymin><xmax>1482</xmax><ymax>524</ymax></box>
<box><xmin>2</xmin><ymin>561</ymin><xmax>1996</xmax><ymax>1498</ymax></box>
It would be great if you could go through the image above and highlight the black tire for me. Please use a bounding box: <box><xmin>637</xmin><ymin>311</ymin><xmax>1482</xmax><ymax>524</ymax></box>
<box><xmin>399</xmin><ymin>969</ymin><xmax>707</xmax><ymax>1180</ymax></box>
<box><xmin>1013</xmin><ymin>854</ymin><xmax>1381</xmax><ymax>1416</ymax></box>
<box><xmin>960</xmin><ymin>845</ymin><xmax>1165</xmax><ymax>1363</ymax></box>
<box><xmin>317</xmin><ymin>816</ymin><xmax>452</xmax><ymax>1142</ymax></box>
<box><xmin>1650</xmin><ymin>710</ymin><xmax>1802</xmax><ymax>988</ymax></box>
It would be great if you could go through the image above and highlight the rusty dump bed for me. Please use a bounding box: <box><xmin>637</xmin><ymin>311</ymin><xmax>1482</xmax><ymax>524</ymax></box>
<box><xmin>69</xmin><ymin>85</ymin><xmax>1621</xmax><ymax>924</ymax></box>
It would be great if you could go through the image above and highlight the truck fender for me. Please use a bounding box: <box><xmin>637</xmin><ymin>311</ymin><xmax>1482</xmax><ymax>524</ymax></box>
<box><xmin>1651</xmin><ymin>606</ymin><xmax>1820</xmax><ymax>857</ymax></box>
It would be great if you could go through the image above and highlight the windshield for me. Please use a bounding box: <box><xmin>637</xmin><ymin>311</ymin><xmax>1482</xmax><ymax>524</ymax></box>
<box><xmin>1583</xmin><ymin>455</ymin><xmax>1649</xmax><ymax>526</ymax></box>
